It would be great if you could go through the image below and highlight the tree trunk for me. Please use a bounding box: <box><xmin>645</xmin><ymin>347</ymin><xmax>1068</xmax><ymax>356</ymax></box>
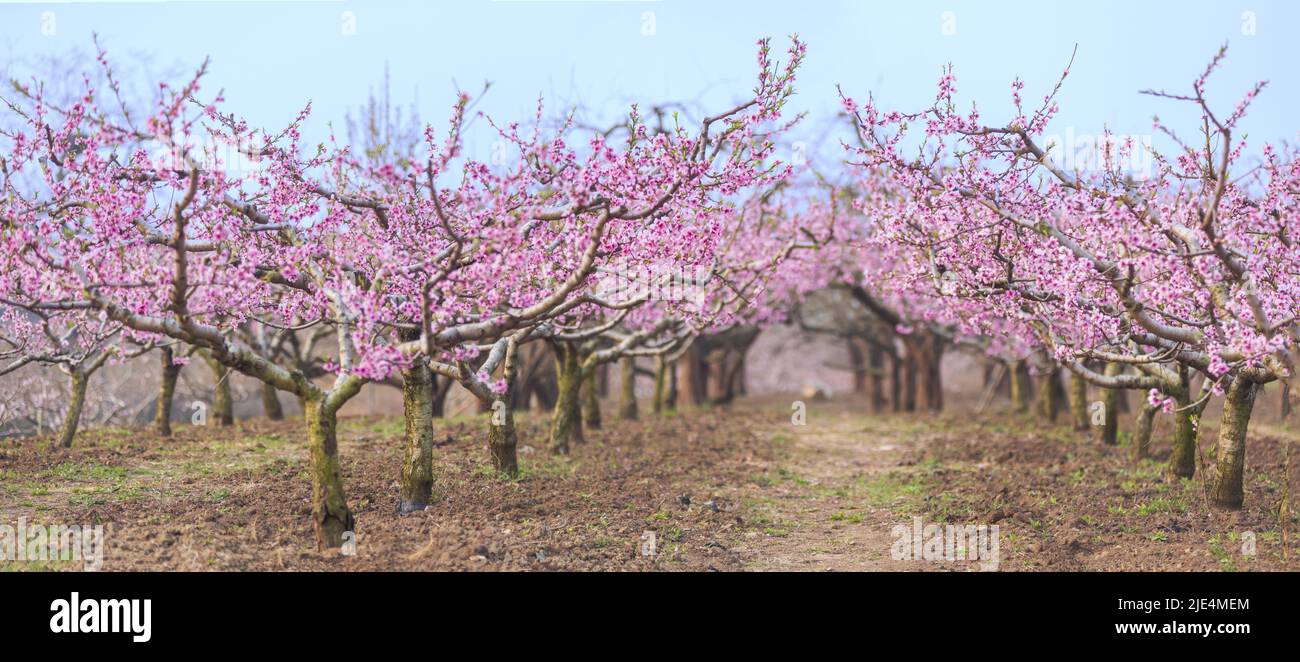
<box><xmin>58</xmin><ymin>371</ymin><xmax>89</xmax><ymax>449</ymax></box>
<box><xmin>665</xmin><ymin>360</ymin><xmax>678</xmax><ymax>412</ymax></box>
<box><xmin>1282</xmin><ymin>381</ymin><xmax>1292</xmax><ymax>422</ymax></box>
<box><xmin>1168</xmin><ymin>393</ymin><xmax>1198</xmax><ymax>480</ymax></box>
<box><xmin>902</xmin><ymin>350</ymin><xmax>918</xmax><ymax>412</ymax></box>
<box><xmin>303</xmin><ymin>397</ymin><xmax>355</xmax><ymax>549</ymax></box>
<box><xmin>653</xmin><ymin>355</ymin><xmax>667</xmax><ymax>414</ymax></box>
<box><xmin>889</xmin><ymin>352</ymin><xmax>902</xmax><ymax>412</ymax></box>
<box><xmin>707</xmin><ymin>352</ymin><xmax>726</xmax><ymax>402</ymax></box>
<box><xmin>548</xmin><ymin>343</ymin><xmax>584</xmax><ymax>454</ymax></box>
<box><xmin>1132</xmin><ymin>403</ymin><xmax>1157</xmax><ymax>462</ymax></box>
<box><xmin>848</xmin><ymin>337</ymin><xmax>867</xmax><ymax>393</ymax></box>
<box><xmin>208</xmin><ymin>358</ymin><xmax>234</xmax><ymax>426</ymax></box>
<box><xmin>528</xmin><ymin>371</ymin><xmax>557</xmax><ymax>413</ymax></box>
<box><xmin>398</xmin><ymin>361</ymin><xmax>435</xmax><ymax>513</ymax></box>
<box><xmin>1068</xmin><ymin>372</ymin><xmax>1089</xmax><ymax>431</ymax></box>
<box><xmin>710</xmin><ymin>346</ymin><xmax>749</xmax><ymax>406</ymax></box>
<box><xmin>986</xmin><ymin>362</ymin><xmax>1012</xmax><ymax>397</ymax></box>
<box><xmin>492</xmin><ymin>337</ymin><xmax>522</xmax><ymax>475</ymax></box>
<box><xmin>903</xmin><ymin>333</ymin><xmax>944</xmax><ymax>413</ymax></box>
<box><xmin>618</xmin><ymin>355</ymin><xmax>638</xmax><ymax>420</ymax></box>
<box><xmin>1009</xmin><ymin>360</ymin><xmax>1029</xmax><ymax>413</ymax></box>
<box><xmin>431</xmin><ymin>375</ymin><xmax>451</xmax><ymax>418</ymax></box>
<box><xmin>866</xmin><ymin>344</ymin><xmax>886</xmax><ymax>413</ymax></box>
<box><xmin>920</xmin><ymin>334</ymin><xmax>945</xmax><ymax>412</ymax></box>
<box><xmin>1211</xmin><ymin>377</ymin><xmax>1257</xmax><ymax>509</ymax></box>
<box><xmin>156</xmin><ymin>347</ymin><xmax>182</xmax><ymax>437</ymax></box>
<box><xmin>1096</xmin><ymin>363</ymin><xmax>1121</xmax><ymax>445</ymax></box>
<box><xmin>488</xmin><ymin>400</ymin><xmax>519</xmax><ymax>476</ymax></box>
<box><xmin>681</xmin><ymin>342</ymin><xmax>708</xmax><ymax>407</ymax></box>
<box><xmin>1035</xmin><ymin>364</ymin><xmax>1062</xmax><ymax>422</ymax></box>
<box><xmin>261</xmin><ymin>383</ymin><xmax>284</xmax><ymax>421</ymax></box>
<box><xmin>583</xmin><ymin>369</ymin><xmax>602</xmax><ymax>429</ymax></box>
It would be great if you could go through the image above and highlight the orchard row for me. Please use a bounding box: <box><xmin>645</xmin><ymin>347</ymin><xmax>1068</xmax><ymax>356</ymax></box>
<box><xmin>1</xmin><ymin>39</ymin><xmax>1293</xmax><ymax>548</ymax></box>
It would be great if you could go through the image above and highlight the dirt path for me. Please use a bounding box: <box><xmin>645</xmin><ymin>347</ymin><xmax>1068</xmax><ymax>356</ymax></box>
<box><xmin>722</xmin><ymin>397</ymin><xmax>1297</xmax><ymax>572</ymax></box>
<box><xmin>724</xmin><ymin>402</ymin><xmax>971</xmax><ymax>571</ymax></box>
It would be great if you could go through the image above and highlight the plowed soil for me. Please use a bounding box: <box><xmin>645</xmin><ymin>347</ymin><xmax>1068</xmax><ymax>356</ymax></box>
<box><xmin>2</xmin><ymin>397</ymin><xmax>1296</xmax><ymax>571</ymax></box>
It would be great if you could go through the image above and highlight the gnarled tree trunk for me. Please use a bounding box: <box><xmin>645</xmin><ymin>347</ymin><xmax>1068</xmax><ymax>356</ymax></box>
<box><xmin>398</xmin><ymin>360</ymin><xmax>436</xmax><ymax>513</ymax></box>
<box><xmin>548</xmin><ymin>342</ymin><xmax>584</xmax><ymax>454</ymax></box>
<box><xmin>303</xmin><ymin>396</ymin><xmax>355</xmax><ymax>548</ymax></box>
<box><xmin>1211</xmin><ymin>376</ymin><xmax>1257</xmax><ymax>509</ymax></box>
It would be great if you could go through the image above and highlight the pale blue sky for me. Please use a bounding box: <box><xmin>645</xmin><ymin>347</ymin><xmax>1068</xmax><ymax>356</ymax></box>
<box><xmin>1</xmin><ymin>0</ymin><xmax>1295</xmax><ymax>163</ymax></box>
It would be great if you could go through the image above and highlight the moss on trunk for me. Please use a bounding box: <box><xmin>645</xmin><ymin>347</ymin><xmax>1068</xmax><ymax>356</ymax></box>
<box><xmin>1168</xmin><ymin>397</ymin><xmax>1198</xmax><ymax>480</ymax></box>
<box><xmin>548</xmin><ymin>343</ymin><xmax>584</xmax><ymax>454</ymax></box>
<box><xmin>303</xmin><ymin>397</ymin><xmax>355</xmax><ymax>548</ymax></box>
<box><xmin>1068</xmin><ymin>371</ymin><xmax>1089</xmax><ymax>431</ymax></box>
<box><xmin>398</xmin><ymin>361</ymin><xmax>436</xmax><ymax>513</ymax></box>
<box><xmin>1211</xmin><ymin>377</ymin><xmax>1257</xmax><ymax>509</ymax></box>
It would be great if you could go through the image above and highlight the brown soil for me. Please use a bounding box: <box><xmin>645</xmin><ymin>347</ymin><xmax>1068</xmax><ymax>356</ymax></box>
<box><xmin>1</xmin><ymin>396</ymin><xmax>1296</xmax><ymax>571</ymax></box>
